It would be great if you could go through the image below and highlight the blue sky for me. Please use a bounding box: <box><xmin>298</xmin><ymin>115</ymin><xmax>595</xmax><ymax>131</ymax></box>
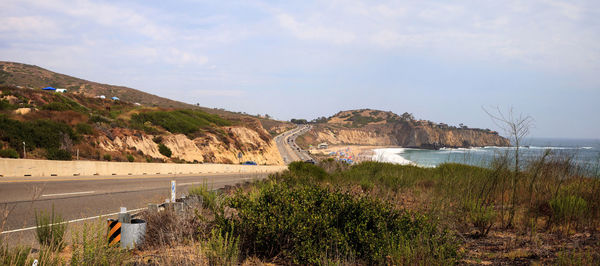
<box><xmin>1</xmin><ymin>0</ymin><xmax>599</xmax><ymax>138</ymax></box>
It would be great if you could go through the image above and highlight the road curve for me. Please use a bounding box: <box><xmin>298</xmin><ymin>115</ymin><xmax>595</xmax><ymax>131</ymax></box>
<box><xmin>274</xmin><ymin>125</ymin><xmax>313</xmax><ymax>164</ymax></box>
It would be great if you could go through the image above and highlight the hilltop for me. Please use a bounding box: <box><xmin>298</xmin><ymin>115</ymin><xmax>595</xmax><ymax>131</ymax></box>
<box><xmin>0</xmin><ymin>61</ymin><xmax>198</xmax><ymax>109</ymax></box>
<box><xmin>0</xmin><ymin>84</ymin><xmax>284</xmax><ymax>164</ymax></box>
<box><xmin>299</xmin><ymin>108</ymin><xmax>509</xmax><ymax>149</ymax></box>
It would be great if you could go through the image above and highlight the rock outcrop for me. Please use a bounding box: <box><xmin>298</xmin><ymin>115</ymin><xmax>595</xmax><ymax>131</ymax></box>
<box><xmin>97</xmin><ymin>126</ymin><xmax>283</xmax><ymax>165</ymax></box>
<box><xmin>302</xmin><ymin>109</ymin><xmax>509</xmax><ymax>149</ymax></box>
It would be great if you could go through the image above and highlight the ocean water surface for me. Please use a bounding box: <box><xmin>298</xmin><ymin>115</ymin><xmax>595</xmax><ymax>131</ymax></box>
<box><xmin>372</xmin><ymin>138</ymin><xmax>600</xmax><ymax>175</ymax></box>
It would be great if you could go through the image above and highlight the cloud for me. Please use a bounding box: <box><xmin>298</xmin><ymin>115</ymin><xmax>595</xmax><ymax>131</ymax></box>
<box><xmin>276</xmin><ymin>13</ymin><xmax>356</xmax><ymax>44</ymax></box>
<box><xmin>165</xmin><ymin>48</ymin><xmax>209</xmax><ymax>65</ymax></box>
<box><xmin>0</xmin><ymin>16</ymin><xmax>59</xmax><ymax>36</ymax></box>
<box><xmin>19</xmin><ymin>0</ymin><xmax>172</xmax><ymax>40</ymax></box>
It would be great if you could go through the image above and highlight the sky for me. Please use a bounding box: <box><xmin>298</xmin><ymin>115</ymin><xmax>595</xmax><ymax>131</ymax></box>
<box><xmin>1</xmin><ymin>0</ymin><xmax>599</xmax><ymax>139</ymax></box>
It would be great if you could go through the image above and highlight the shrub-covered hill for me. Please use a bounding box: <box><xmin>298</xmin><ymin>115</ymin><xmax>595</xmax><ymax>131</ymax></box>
<box><xmin>300</xmin><ymin>108</ymin><xmax>510</xmax><ymax>149</ymax></box>
<box><xmin>0</xmin><ymin>85</ymin><xmax>283</xmax><ymax>164</ymax></box>
<box><xmin>0</xmin><ymin>61</ymin><xmax>293</xmax><ymax>133</ymax></box>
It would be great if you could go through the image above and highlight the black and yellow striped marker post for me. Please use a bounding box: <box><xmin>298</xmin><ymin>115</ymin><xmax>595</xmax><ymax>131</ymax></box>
<box><xmin>107</xmin><ymin>218</ymin><xmax>121</xmax><ymax>246</ymax></box>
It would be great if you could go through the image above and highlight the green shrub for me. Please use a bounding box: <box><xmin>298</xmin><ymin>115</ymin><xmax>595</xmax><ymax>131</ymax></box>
<box><xmin>103</xmin><ymin>154</ymin><xmax>112</xmax><ymax>161</ymax></box>
<box><xmin>287</xmin><ymin>161</ymin><xmax>329</xmax><ymax>182</ymax></box>
<box><xmin>76</xmin><ymin>123</ymin><xmax>94</xmax><ymax>135</ymax></box>
<box><xmin>89</xmin><ymin>115</ymin><xmax>110</xmax><ymax>124</ymax></box>
<box><xmin>0</xmin><ymin>245</ymin><xmax>30</xmax><ymax>266</ymax></box>
<box><xmin>188</xmin><ymin>183</ymin><xmax>219</xmax><ymax>211</ymax></box>
<box><xmin>0</xmin><ymin>99</ymin><xmax>16</xmax><ymax>111</ymax></box>
<box><xmin>0</xmin><ymin>115</ymin><xmax>78</xmax><ymax>152</ymax></box>
<box><xmin>158</xmin><ymin>143</ymin><xmax>172</xmax><ymax>158</ymax></box>
<box><xmin>70</xmin><ymin>221</ymin><xmax>130</xmax><ymax>265</ymax></box>
<box><xmin>224</xmin><ymin>182</ymin><xmax>458</xmax><ymax>264</ymax></box>
<box><xmin>152</xmin><ymin>135</ymin><xmax>163</xmax><ymax>143</ymax></box>
<box><xmin>46</xmin><ymin>148</ymin><xmax>72</xmax><ymax>160</ymax></box>
<box><xmin>40</xmin><ymin>94</ymin><xmax>86</xmax><ymax>112</ymax></box>
<box><xmin>127</xmin><ymin>154</ymin><xmax>135</xmax><ymax>162</ymax></box>
<box><xmin>550</xmin><ymin>194</ymin><xmax>588</xmax><ymax>226</ymax></box>
<box><xmin>203</xmin><ymin>227</ymin><xmax>240</xmax><ymax>265</ymax></box>
<box><xmin>35</xmin><ymin>206</ymin><xmax>67</xmax><ymax>250</ymax></box>
<box><xmin>0</xmin><ymin>148</ymin><xmax>18</xmax><ymax>158</ymax></box>
<box><xmin>40</xmin><ymin>102</ymin><xmax>71</xmax><ymax>111</ymax></box>
<box><xmin>130</xmin><ymin>110</ymin><xmax>231</xmax><ymax>135</ymax></box>
<box><xmin>464</xmin><ymin>199</ymin><xmax>496</xmax><ymax>237</ymax></box>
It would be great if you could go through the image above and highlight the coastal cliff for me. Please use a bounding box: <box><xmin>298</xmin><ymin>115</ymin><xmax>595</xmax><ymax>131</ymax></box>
<box><xmin>97</xmin><ymin>126</ymin><xmax>283</xmax><ymax>165</ymax></box>
<box><xmin>300</xmin><ymin>109</ymin><xmax>509</xmax><ymax>149</ymax></box>
<box><xmin>0</xmin><ymin>85</ymin><xmax>283</xmax><ymax>165</ymax></box>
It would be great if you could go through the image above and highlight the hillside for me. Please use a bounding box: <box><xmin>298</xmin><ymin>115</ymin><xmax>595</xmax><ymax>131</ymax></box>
<box><xmin>300</xmin><ymin>109</ymin><xmax>509</xmax><ymax>149</ymax></box>
<box><xmin>0</xmin><ymin>61</ymin><xmax>293</xmax><ymax>133</ymax></box>
<box><xmin>0</xmin><ymin>85</ymin><xmax>283</xmax><ymax>164</ymax></box>
<box><xmin>0</xmin><ymin>61</ymin><xmax>199</xmax><ymax>109</ymax></box>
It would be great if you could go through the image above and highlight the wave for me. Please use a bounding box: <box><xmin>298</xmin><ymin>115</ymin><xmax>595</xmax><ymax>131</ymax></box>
<box><xmin>439</xmin><ymin>147</ymin><xmax>486</xmax><ymax>153</ymax></box>
<box><xmin>372</xmin><ymin>148</ymin><xmax>415</xmax><ymax>165</ymax></box>
<box><xmin>483</xmin><ymin>146</ymin><xmax>593</xmax><ymax>150</ymax></box>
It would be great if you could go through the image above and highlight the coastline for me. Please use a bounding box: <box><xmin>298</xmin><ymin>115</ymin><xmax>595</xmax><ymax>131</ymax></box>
<box><xmin>309</xmin><ymin>145</ymin><xmax>399</xmax><ymax>163</ymax></box>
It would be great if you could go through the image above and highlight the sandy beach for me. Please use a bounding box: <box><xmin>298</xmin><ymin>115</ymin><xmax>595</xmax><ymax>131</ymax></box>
<box><xmin>308</xmin><ymin>145</ymin><xmax>399</xmax><ymax>163</ymax></box>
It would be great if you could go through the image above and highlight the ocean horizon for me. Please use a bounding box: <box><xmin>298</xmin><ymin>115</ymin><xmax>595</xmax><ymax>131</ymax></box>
<box><xmin>372</xmin><ymin>137</ymin><xmax>600</xmax><ymax>175</ymax></box>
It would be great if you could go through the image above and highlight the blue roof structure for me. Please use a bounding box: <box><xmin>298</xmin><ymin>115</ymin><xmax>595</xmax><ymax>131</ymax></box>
<box><xmin>111</xmin><ymin>97</ymin><xmax>120</xmax><ymax>100</ymax></box>
<box><xmin>42</xmin><ymin>87</ymin><xmax>56</xmax><ymax>90</ymax></box>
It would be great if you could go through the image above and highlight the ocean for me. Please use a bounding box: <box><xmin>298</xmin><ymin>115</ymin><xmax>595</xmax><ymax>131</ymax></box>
<box><xmin>372</xmin><ymin>138</ymin><xmax>600</xmax><ymax>175</ymax></box>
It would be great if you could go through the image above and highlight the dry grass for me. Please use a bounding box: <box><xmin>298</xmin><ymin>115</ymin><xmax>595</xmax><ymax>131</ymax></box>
<box><xmin>139</xmin><ymin>203</ymin><xmax>206</xmax><ymax>249</ymax></box>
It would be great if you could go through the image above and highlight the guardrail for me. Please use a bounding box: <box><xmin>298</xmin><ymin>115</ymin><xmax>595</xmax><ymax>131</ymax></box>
<box><xmin>0</xmin><ymin>158</ymin><xmax>287</xmax><ymax>178</ymax></box>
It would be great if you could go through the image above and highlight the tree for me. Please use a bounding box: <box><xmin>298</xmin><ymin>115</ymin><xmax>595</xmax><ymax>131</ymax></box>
<box><xmin>158</xmin><ymin>143</ymin><xmax>172</xmax><ymax>158</ymax></box>
<box><xmin>483</xmin><ymin>106</ymin><xmax>534</xmax><ymax>228</ymax></box>
<box><xmin>311</xmin><ymin>116</ymin><xmax>328</xmax><ymax>124</ymax></box>
<box><xmin>290</xmin><ymin>119</ymin><xmax>308</xmax><ymax>124</ymax></box>
<box><xmin>400</xmin><ymin>112</ymin><xmax>414</xmax><ymax>121</ymax></box>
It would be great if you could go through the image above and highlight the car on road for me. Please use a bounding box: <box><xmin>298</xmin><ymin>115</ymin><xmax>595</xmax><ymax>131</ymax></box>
<box><xmin>304</xmin><ymin>159</ymin><xmax>316</xmax><ymax>164</ymax></box>
<box><xmin>242</xmin><ymin>161</ymin><xmax>257</xmax><ymax>165</ymax></box>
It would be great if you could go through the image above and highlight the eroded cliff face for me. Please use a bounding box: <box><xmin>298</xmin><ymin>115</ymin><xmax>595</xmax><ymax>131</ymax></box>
<box><xmin>302</xmin><ymin>109</ymin><xmax>509</xmax><ymax>149</ymax></box>
<box><xmin>305</xmin><ymin>125</ymin><xmax>508</xmax><ymax>148</ymax></box>
<box><xmin>310</xmin><ymin>127</ymin><xmax>396</xmax><ymax>145</ymax></box>
<box><xmin>96</xmin><ymin>126</ymin><xmax>283</xmax><ymax>165</ymax></box>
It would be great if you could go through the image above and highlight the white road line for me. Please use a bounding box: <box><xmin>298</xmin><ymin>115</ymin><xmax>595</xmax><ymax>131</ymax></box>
<box><xmin>0</xmin><ymin>207</ymin><xmax>146</xmax><ymax>235</ymax></box>
<box><xmin>178</xmin><ymin>182</ymin><xmax>204</xmax><ymax>186</ymax></box>
<box><xmin>41</xmin><ymin>191</ymin><xmax>95</xmax><ymax>197</ymax></box>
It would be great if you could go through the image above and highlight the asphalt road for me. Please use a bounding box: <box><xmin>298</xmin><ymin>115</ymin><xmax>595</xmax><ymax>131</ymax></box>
<box><xmin>0</xmin><ymin>126</ymin><xmax>308</xmax><ymax>246</ymax></box>
<box><xmin>0</xmin><ymin>172</ymin><xmax>269</xmax><ymax>246</ymax></box>
<box><xmin>274</xmin><ymin>125</ymin><xmax>313</xmax><ymax>164</ymax></box>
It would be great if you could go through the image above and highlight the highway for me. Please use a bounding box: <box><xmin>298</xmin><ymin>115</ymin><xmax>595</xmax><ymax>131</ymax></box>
<box><xmin>274</xmin><ymin>125</ymin><xmax>313</xmax><ymax>164</ymax></box>
<box><xmin>0</xmin><ymin>126</ymin><xmax>310</xmax><ymax>246</ymax></box>
<box><xmin>0</xmin><ymin>172</ymin><xmax>269</xmax><ymax>246</ymax></box>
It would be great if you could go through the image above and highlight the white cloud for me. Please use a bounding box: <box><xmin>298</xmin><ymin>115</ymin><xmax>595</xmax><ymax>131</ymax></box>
<box><xmin>166</xmin><ymin>48</ymin><xmax>208</xmax><ymax>65</ymax></box>
<box><xmin>0</xmin><ymin>16</ymin><xmax>61</xmax><ymax>39</ymax></box>
<box><xmin>276</xmin><ymin>13</ymin><xmax>356</xmax><ymax>44</ymax></box>
<box><xmin>20</xmin><ymin>0</ymin><xmax>172</xmax><ymax>40</ymax></box>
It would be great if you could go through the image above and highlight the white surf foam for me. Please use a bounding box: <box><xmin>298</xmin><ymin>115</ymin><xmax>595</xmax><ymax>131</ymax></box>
<box><xmin>372</xmin><ymin>148</ymin><xmax>415</xmax><ymax>165</ymax></box>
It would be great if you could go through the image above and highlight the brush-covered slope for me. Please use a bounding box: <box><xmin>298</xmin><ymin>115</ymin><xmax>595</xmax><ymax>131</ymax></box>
<box><xmin>0</xmin><ymin>61</ymin><xmax>197</xmax><ymax>109</ymax></box>
<box><xmin>0</xmin><ymin>61</ymin><xmax>293</xmax><ymax>136</ymax></box>
<box><xmin>301</xmin><ymin>109</ymin><xmax>509</xmax><ymax>149</ymax></box>
<box><xmin>0</xmin><ymin>85</ymin><xmax>283</xmax><ymax>164</ymax></box>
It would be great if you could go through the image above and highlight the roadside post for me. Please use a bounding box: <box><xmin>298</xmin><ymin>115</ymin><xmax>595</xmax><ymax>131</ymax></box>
<box><xmin>171</xmin><ymin>180</ymin><xmax>176</xmax><ymax>202</ymax></box>
<box><xmin>118</xmin><ymin>207</ymin><xmax>131</xmax><ymax>223</ymax></box>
